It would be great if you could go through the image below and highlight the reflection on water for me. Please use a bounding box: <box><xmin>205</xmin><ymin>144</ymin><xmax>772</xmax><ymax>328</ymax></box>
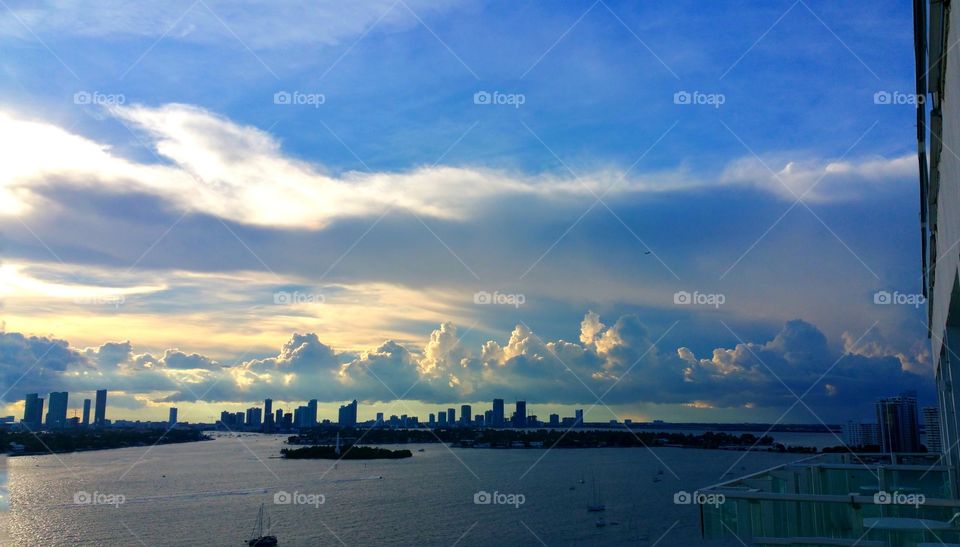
<box><xmin>2</xmin><ymin>433</ymin><xmax>799</xmax><ymax>546</ymax></box>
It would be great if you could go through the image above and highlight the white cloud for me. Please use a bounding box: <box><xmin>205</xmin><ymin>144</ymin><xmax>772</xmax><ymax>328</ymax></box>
<box><xmin>0</xmin><ymin>104</ymin><xmax>914</xmax><ymax>231</ymax></box>
<box><xmin>0</xmin><ymin>1</ymin><xmax>457</xmax><ymax>49</ymax></box>
<box><xmin>721</xmin><ymin>154</ymin><xmax>915</xmax><ymax>202</ymax></box>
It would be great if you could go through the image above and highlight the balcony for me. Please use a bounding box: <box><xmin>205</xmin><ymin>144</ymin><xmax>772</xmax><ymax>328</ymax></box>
<box><xmin>699</xmin><ymin>453</ymin><xmax>960</xmax><ymax>546</ymax></box>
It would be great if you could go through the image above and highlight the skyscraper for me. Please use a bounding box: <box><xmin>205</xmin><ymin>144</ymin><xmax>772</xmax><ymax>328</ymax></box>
<box><xmin>81</xmin><ymin>398</ymin><xmax>91</xmax><ymax>426</ymax></box>
<box><xmin>575</xmin><ymin>409</ymin><xmax>584</xmax><ymax>426</ymax></box>
<box><xmin>438</xmin><ymin>410</ymin><xmax>447</xmax><ymax>425</ymax></box>
<box><xmin>94</xmin><ymin>389</ymin><xmax>107</xmax><ymax>426</ymax></box>
<box><xmin>493</xmin><ymin>398</ymin><xmax>505</xmax><ymax>427</ymax></box>
<box><xmin>307</xmin><ymin>399</ymin><xmax>318</xmax><ymax>426</ymax></box>
<box><xmin>447</xmin><ymin>407</ymin><xmax>456</xmax><ymax>425</ymax></box>
<box><xmin>876</xmin><ymin>391</ymin><xmax>920</xmax><ymax>453</ymax></box>
<box><xmin>22</xmin><ymin>393</ymin><xmax>43</xmax><ymax>429</ymax></box>
<box><xmin>513</xmin><ymin>400</ymin><xmax>526</xmax><ymax>428</ymax></box>
<box><xmin>460</xmin><ymin>405</ymin><xmax>471</xmax><ymax>426</ymax></box>
<box><xmin>168</xmin><ymin>407</ymin><xmax>178</xmax><ymax>426</ymax></box>
<box><xmin>338</xmin><ymin>400</ymin><xmax>358</xmax><ymax>427</ymax></box>
<box><xmin>46</xmin><ymin>392</ymin><xmax>68</xmax><ymax>429</ymax></box>
<box><xmin>923</xmin><ymin>406</ymin><xmax>943</xmax><ymax>454</ymax></box>
<box><xmin>246</xmin><ymin>407</ymin><xmax>262</xmax><ymax>429</ymax></box>
<box><xmin>842</xmin><ymin>420</ymin><xmax>879</xmax><ymax>447</ymax></box>
<box><xmin>263</xmin><ymin>398</ymin><xmax>273</xmax><ymax>432</ymax></box>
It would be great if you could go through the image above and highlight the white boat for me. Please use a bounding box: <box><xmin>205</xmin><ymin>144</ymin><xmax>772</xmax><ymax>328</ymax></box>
<box><xmin>587</xmin><ymin>478</ymin><xmax>605</xmax><ymax>512</ymax></box>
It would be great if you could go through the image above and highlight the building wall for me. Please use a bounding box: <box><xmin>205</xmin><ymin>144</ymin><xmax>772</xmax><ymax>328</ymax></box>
<box><xmin>931</xmin><ymin>0</ymin><xmax>960</xmax><ymax>492</ymax></box>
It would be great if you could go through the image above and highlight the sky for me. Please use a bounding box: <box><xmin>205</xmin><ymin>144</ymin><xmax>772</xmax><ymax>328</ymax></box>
<box><xmin>0</xmin><ymin>0</ymin><xmax>932</xmax><ymax>425</ymax></box>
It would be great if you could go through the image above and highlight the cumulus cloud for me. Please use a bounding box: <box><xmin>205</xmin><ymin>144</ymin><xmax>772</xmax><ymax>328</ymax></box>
<box><xmin>0</xmin><ymin>313</ymin><xmax>933</xmax><ymax>420</ymax></box>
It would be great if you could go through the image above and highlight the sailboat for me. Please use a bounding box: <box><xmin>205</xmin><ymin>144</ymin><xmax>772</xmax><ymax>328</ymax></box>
<box><xmin>587</xmin><ymin>478</ymin><xmax>605</xmax><ymax>512</ymax></box>
<box><xmin>247</xmin><ymin>503</ymin><xmax>278</xmax><ymax>546</ymax></box>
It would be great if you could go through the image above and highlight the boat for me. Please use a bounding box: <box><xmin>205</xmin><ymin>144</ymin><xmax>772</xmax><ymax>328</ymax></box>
<box><xmin>595</xmin><ymin>517</ymin><xmax>607</xmax><ymax>528</ymax></box>
<box><xmin>247</xmin><ymin>503</ymin><xmax>278</xmax><ymax>547</ymax></box>
<box><xmin>587</xmin><ymin>478</ymin><xmax>605</xmax><ymax>512</ymax></box>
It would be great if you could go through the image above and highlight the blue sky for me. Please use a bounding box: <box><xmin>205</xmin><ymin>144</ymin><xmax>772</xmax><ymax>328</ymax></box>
<box><xmin>0</xmin><ymin>0</ymin><xmax>932</xmax><ymax>424</ymax></box>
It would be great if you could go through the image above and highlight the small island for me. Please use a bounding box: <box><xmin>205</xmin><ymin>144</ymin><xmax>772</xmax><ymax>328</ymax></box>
<box><xmin>281</xmin><ymin>444</ymin><xmax>412</xmax><ymax>460</ymax></box>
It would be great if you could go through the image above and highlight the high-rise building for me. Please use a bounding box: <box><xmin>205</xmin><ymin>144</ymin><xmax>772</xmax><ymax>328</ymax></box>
<box><xmin>549</xmin><ymin>413</ymin><xmax>560</xmax><ymax>427</ymax></box>
<box><xmin>376</xmin><ymin>412</ymin><xmax>384</xmax><ymax>425</ymax></box>
<box><xmin>876</xmin><ymin>391</ymin><xmax>920</xmax><ymax>453</ymax></box>
<box><xmin>484</xmin><ymin>410</ymin><xmax>492</xmax><ymax>425</ymax></box>
<box><xmin>924</xmin><ymin>0</ymin><xmax>960</xmax><ymax>498</ymax></box>
<box><xmin>460</xmin><ymin>405</ymin><xmax>471</xmax><ymax>426</ymax></box>
<box><xmin>575</xmin><ymin>409</ymin><xmax>584</xmax><ymax>426</ymax></box>
<box><xmin>235</xmin><ymin>411</ymin><xmax>245</xmax><ymax>426</ymax></box>
<box><xmin>46</xmin><ymin>392</ymin><xmax>68</xmax><ymax>429</ymax></box>
<box><xmin>923</xmin><ymin>406</ymin><xmax>944</xmax><ymax>453</ymax></box>
<box><xmin>842</xmin><ymin>420</ymin><xmax>879</xmax><ymax>447</ymax></box>
<box><xmin>22</xmin><ymin>393</ymin><xmax>43</xmax><ymax>429</ymax></box>
<box><xmin>263</xmin><ymin>398</ymin><xmax>273</xmax><ymax>432</ymax></box>
<box><xmin>307</xmin><ymin>399</ymin><xmax>318</xmax><ymax>426</ymax></box>
<box><xmin>338</xmin><ymin>400</ymin><xmax>358</xmax><ymax>427</ymax></box>
<box><xmin>246</xmin><ymin>407</ymin><xmax>262</xmax><ymax>429</ymax></box>
<box><xmin>438</xmin><ymin>410</ymin><xmax>447</xmax><ymax>425</ymax></box>
<box><xmin>293</xmin><ymin>407</ymin><xmax>304</xmax><ymax>427</ymax></box>
<box><xmin>275</xmin><ymin>408</ymin><xmax>283</xmax><ymax>426</ymax></box>
<box><xmin>492</xmin><ymin>399</ymin><xmax>505</xmax><ymax>427</ymax></box>
<box><xmin>513</xmin><ymin>400</ymin><xmax>526</xmax><ymax>428</ymax></box>
<box><xmin>447</xmin><ymin>408</ymin><xmax>456</xmax><ymax>425</ymax></box>
<box><xmin>168</xmin><ymin>407</ymin><xmax>178</xmax><ymax>426</ymax></box>
<box><xmin>81</xmin><ymin>398</ymin><xmax>91</xmax><ymax>426</ymax></box>
<box><xmin>94</xmin><ymin>389</ymin><xmax>107</xmax><ymax>426</ymax></box>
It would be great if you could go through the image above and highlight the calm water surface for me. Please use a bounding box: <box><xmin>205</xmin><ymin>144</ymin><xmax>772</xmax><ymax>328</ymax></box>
<box><xmin>0</xmin><ymin>433</ymin><xmax>799</xmax><ymax>546</ymax></box>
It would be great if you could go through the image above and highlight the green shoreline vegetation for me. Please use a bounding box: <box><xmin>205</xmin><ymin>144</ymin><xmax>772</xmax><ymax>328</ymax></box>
<box><xmin>281</xmin><ymin>444</ymin><xmax>413</xmax><ymax>460</ymax></box>
<box><xmin>1</xmin><ymin>429</ymin><xmax>210</xmax><ymax>455</ymax></box>
<box><xmin>288</xmin><ymin>428</ymin><xmax>825</xmax><ymax>452</ymax></box>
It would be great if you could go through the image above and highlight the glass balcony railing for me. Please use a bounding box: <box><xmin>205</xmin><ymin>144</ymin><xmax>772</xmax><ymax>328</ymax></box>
<box><xmin>699</xmin><ymin>453</ymin><xmax>960</xmax><ymax>546</ymax></box>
